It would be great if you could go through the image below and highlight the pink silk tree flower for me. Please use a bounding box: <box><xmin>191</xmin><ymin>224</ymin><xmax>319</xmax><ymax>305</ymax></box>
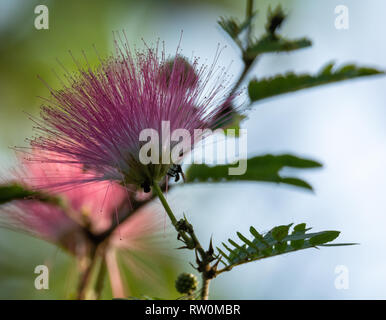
<box><xmin>0</xmin><ymin>151</ymin><xmax>126</xmax><ymax>252</ymax></box>
<box><xmin>29</xmin><ymin>37</ymin><xmax>234</xmax><ymax>192</ymax></box>
<box><xmin>17</xmin><ymin>152</ymin><xmax>127</xmax><ymax>232</ymax></box>
<box><xmin>0</xmin><ymin>150</ymin><xmax>167</xmax><ymax>298</ymax></box>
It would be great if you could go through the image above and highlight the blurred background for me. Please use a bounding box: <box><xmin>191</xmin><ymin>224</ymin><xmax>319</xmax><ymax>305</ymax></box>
<box><xmin>0</xmin><ymin>0</ymin><xmax>385</xmax><ymax>299</ymax></box>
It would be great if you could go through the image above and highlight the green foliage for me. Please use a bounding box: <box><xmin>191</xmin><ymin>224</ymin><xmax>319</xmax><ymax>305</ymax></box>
<box><xmin>265</xmin><ymin>5</ymin><xmax>286</xmax><ymax>35</ymax></box>
<box><xmin>218</xmin><ymin>14</ymin><xmax>255</xmax><ymax>49</ymax></box>
<box><xmin>245</xmin><ymin>35</ymin><xmax>312</xmax><ymax>60</ymax></box>
<box><xmin>219</xmin><ymin>4</ymin><xmax>311</xmax><ymax>62</ymax></box>
<box><xmin>244</xmin><ymin>5</ymin><xmax>312</xmax><ymax>60</ymax></box>
<box><xmin>218</xmin><ymin>16</ymin><xmax>254</xmax><ymax>40</ymax></box>
<box><xmin>217</xmin><ymin>223</ymin><xmax>356</xmax><ymax>271</ymax></box>
<box><xmin>0</xmin><ymin>183</ymin><xmax>60</xmax><ymax>206</ymax></box>
<box><xmin>249</xmin><ymin>63</ymin><xmax>383</xmax><ymax>102</ymax></box>
<box><xmin>185</xmin><ymin>154</ymin><xmax>322</xmax><ymax>191</ymax></box>
<box><xmin>0</xmin><ymin>184</ymin><xmax>34</xmax><ymax>205</ymax></box>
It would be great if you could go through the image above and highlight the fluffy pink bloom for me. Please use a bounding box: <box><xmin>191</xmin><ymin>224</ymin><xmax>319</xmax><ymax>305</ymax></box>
<box><xmin>1</xmin><ymin>200</ymin><xmax>83</xmax><ymax>252</ymax></box>
<box><xmin>0</xmin><ymin>151</ymin><xmax>147</xmax><ymax>252</ymax></box>
<box><xmin>29</xmin><ymin>38</ymin><xmax>233</xmax><ymax>190</ymax></box>
<box><xmin>1</xmin><ymin>151</ymin><xmax>166</xmax><ymax>298</ymax></box>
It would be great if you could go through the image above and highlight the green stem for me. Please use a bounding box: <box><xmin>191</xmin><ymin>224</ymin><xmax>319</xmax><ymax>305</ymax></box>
<box><xmin>246</xmin><ymin>0</ymin><xmax>254</xmax><ymax>48</ymax></box>
<box><xmin>201</xmin><ymin>271</ymin><xmax>211</xmax><ymax>300</ymax></box>
<box><xmin>94</xmin><ymin>256</ymin><xmax>107</xmax><ymax>300</ymax></box>
<box><xmin>152</xmin><ymin>181</ymin><xmax>193</xmax><ymax>247</ymax></box>
<box><xmin>152</xmin><ymin>182</ymin><xmax>178</xmax><ymax>226</ymax></box>
<box><xmin>229</xmin><ymin>0</ymin><xmax>256</xmax><ymax>97</ymax></box>
<box><xmin>76</xmin><ymin>246</ymin><xmax>97</xmax><ymax>300</ymax></box>
<box><xmin>153</xmin><ymin>181</ymin><xmax>215</xmax><ymax>300</ymax></box>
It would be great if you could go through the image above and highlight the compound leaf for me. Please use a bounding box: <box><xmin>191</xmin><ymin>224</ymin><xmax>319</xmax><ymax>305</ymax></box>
<box><xmin>185</xmin><ymin>154</ymin><xmax>322</xmax><ymax>191</ymax></box>
<box><xmin>248</xmin><ymin>63</ymin><xmax>383</xmax><ymax>103</ymax></box>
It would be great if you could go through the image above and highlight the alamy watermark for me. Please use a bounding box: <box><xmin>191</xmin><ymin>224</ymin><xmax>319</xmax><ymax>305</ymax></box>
<box><xmin>334</xmin><ymin>265</ymin><xmax>349</xmax><ymax>290</ymax></box>
<box><xmin>138</xmin><ymin>121</ymin><xmax>248</xmax><ymax>175</ymax></box>
<box><xmin>335</xmin><ymin>5</ymin><xmax>349</xmax><ymax>30</ymax></box>
<box><xmin>34</xmin><ymin>265</ymin><xmax>49</xmax><ymax>290</ymax></box>
<box><xmin>34</xmin><ymin>5</ymin><xmax>49</xmax><ymax>30</ymax></box>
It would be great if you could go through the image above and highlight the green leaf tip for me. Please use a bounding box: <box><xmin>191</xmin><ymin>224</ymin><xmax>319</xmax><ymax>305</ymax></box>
<box><xmin>218</xmin><ymin>15</ymin><xmax>254</xmax><ymax>40</ymax></box>
<box><xmin>0</xmin><ymin>183</ymin><xmax>62</xmax><ymax>206</ymax></box>
<box><xmin>246</xmin><ymin>36</ymin><xmax>312</xmax><ymax>60</ymax></box>
<box><xmin>248</xmin><ymin>62</ymin><xmax>384</xmax><ymax>103</ymax></box>
<box><xmin>185</xmin><ymin>153</ymin><xmax>322</xmax><ymax>191</ymax></box>
<box><xmin>265</xmin><ymin>5</ymin><xmax>286</xmax><ymax>35</ymax></box>
<box><xmin>271</xmin><ymin>224</ymin><xmax>292</xmax><ymax>241</ymax></box>
<box><xmin>309</xmin><ymin>231</ymin><xmax>340</xmax><ymax>246</ymax></box>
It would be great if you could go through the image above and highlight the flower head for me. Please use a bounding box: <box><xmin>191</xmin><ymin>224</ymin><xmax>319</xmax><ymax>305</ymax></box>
<box><xmin>29</xmin><ymin>37</ymin><xmax>233</xmax><ymax>191</ymax></box>
<box><xmin>1</xmin><ymin>151</ymin><xmax>133</xmax><ymax>252</ymax></box>
<box><xmin>1</xmin><ymin>150</ymin><xmax>165</xmax><ymax>298</ymax></box>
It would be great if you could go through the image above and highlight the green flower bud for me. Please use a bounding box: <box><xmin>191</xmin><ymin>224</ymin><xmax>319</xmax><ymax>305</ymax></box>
<box><xmin>175</xmin><ymin>272</ymin><xmax>198</xmax><ymax>294</ymax></box>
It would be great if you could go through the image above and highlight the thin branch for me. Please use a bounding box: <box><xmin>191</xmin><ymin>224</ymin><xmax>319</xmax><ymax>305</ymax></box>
<box><xmin>152</xmin><ymin>182</ymin><xmax>193</xmax><ymax>248</ymax></box>
<box><xmin>94</xmin><ymin>255</ymin><xmax>107</xmax><ymax>300</ymax></box>
<box><xmin>229</xmin><ymin>0</ymin><xmax>257</xmax><ymax>97</ymax></box>
<box><xmin>246</xmin><ymin>0</ymin><xmax>254</xmax><ymax>48</ymax></box>
<box><xmin>152</xmin><ymin>181</ymin><xmax>216</xmax><ymax>300</ymax></box>
<box><xmin>76</xmin><ymin>245</ymin><xmax>98</xmax><ymax>300</ymax></box>
<box><xmin>201</xmin><ymin>269</ymin><xmax>211</xmax><ymax>300</ymax></box>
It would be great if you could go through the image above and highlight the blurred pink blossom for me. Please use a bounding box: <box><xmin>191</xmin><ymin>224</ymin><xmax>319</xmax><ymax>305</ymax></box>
<box><xmin>1</xmin><ymin>151</ymin><xmax>157</xmax><ymax>257</ymax></box>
